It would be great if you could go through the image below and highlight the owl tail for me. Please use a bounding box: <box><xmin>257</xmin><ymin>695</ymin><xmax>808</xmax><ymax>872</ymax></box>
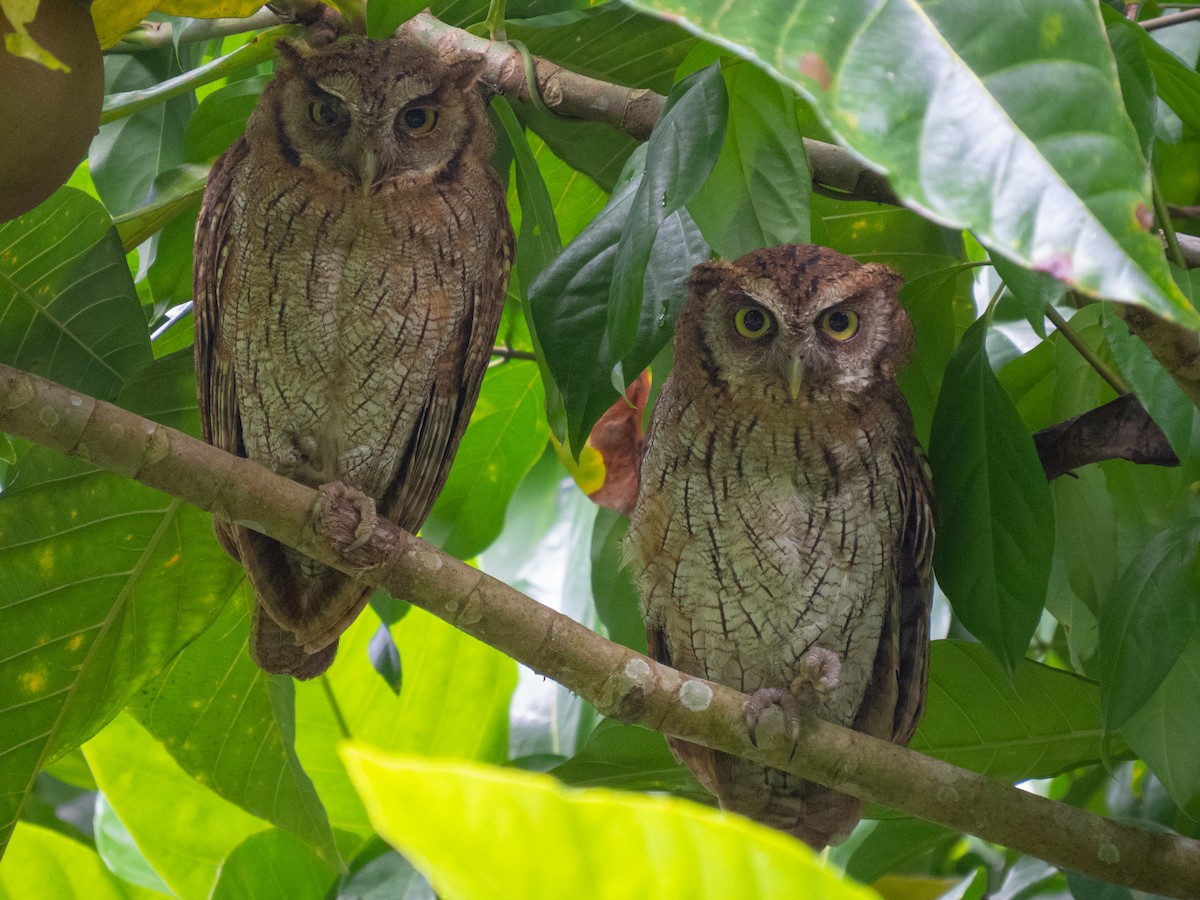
<box><xmin>668</xmin><ymin>736</ymin><xmax>863</xmax><ymax>850</ymax></box>
<box><xmin>252</xmin><ymin>604</ymin><xmax>338</xmax><ymax>679</ymax></box>
<box><xmin>226</xmin><ymin>524</ymin><xmax>373</xmax><ymax>678</ymax></box>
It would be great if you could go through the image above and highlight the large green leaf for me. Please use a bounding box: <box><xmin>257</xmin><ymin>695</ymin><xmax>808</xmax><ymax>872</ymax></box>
<box><xmin>1120</xmin><ymin>631</ymin><xmax>1200</xmax><ymax>814</ymax></box>
<box><xmin>84</xmin><ymin>713</ymin><xmax>269</xmax><ymax>899</ymax></box>
<box><xmin>605</xmin><ymin>63</ymin><xmax>725</xmax><ymax>382</ymax></box>
<box><xmin>911</xmin><ymin>642</ymin><xmax>1108</xmax><ymax>781</ymax></box>
<box><xmin>0</xmin><ymin>821</ymin><xmax>160</xmax><ymax>900</ymax></box>
<box><xmin>422</xmin><ymin>358</ymin><xmax>548</xmax><ymax>559</ymax></box>
<box><xmin>529</xmin><ymin>137</ymin><xmax>710</xmax><ymax>452</ymax></box>
<box><xmin>342</xmin><ymin>746</ymin><xmax>879</xmax><ymax>900</ymax></box>
<box><xmin>294</xmin><ymin>607</ymin><xmax>517</xmax><ymax>840</ymax></box>
<box><xmin>625</xmin><ymin>0</ymin><xmax>1195</xmax><ymax>325</ymax></box>
<box><xmin>1098</xmin><ymin>519</ymin><xmax>1200</xmax><ymax>734</ymax></box>
<box><xmin>0</xmin><ymin>187</ymin><xmax>150</xmax><ymax>401</ymax></box>
<box><xmin>209</xmin><ymin>829</ymin><xmax>338</xmax><ymax>900</ymax></box>
<box><xmin>0</xmin><ymin>352</ymin><xmax>239</xmax><ymax>858</ymax></box>
<box><xmin>92</xmin><ymin>50</ymin><xmax>194</xmax><ymax>217</ymax></box>
<box><xmin>928</xmin><ymin>315</ymin><xmax>1055</xmax><ymax>670</ymax></box>
<box><xmin>550</xmin><ymin>719</ymin><xmax>704</xmax><ymax>800</ymax></box>
<box><xmin>688</xmin><ymin>60</ymin><xmax>812</xmax><ymax>258</ymax></box>
<box><xmin>125</xmin><ymin>583</ymin><xmax>340</xmax><ymax>866</ymax></box>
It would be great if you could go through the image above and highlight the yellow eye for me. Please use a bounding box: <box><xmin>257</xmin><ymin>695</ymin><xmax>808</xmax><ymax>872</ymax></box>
<box><xmin>819</xmin><ymin>309</ymin><xmax>859</xmax><ymax>341</ymax></box>
<box><xmin>734</xmin><ymin>306</ymin><xmax>774</xmax><ymax>339</ymax></box>
<box><xmin>400</xmin><ymin>106</ymin><xmax>439</xmax><ymax>134</ymax></box>
<box><xmin>308</xmin><ymin>99</ymin><xmax>339</xmax><ymax>127</ymax></box>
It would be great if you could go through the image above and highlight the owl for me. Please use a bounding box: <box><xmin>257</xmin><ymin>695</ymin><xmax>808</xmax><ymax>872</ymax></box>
<box><xmin>193</xmin><ymin>36</ymin><xmax>513</xmax><ymax>679</ymax></box>
<box><xmin>625</xmin><ymin>244</ymin><xmax>934</xmax><ymax>848</ymax></box>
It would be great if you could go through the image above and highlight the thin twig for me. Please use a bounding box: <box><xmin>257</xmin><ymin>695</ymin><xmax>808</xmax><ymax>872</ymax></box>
<box><xmin>107</xmin><ymin>9</ymin><xmax>280</xmax><ymax>52</ymax></box>
<box><xmin>101</xmin><ymin>25</ymin><xmax>296</xmax><ymax>125</ymax></box>
<box><xmin>1141</xmin><ymin>8</ymin><xmax>1200</xmax><ymax>29</ymax></box>
<box><xmin>1044</xmin><ymin>305</ymin><xmax>1133</xmax><ymax>395</ymax></box>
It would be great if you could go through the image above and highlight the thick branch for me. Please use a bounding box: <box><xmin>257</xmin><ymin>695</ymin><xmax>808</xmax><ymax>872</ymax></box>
<box><xmin>1034</xmin><ymin>394</ymin><xmax>1178</xmax><ymax>480</ymax></box>
<box><xmin>2</xmin><ymin>364</ymin><xmax>1199</xmax><ymax>897</ymax></box>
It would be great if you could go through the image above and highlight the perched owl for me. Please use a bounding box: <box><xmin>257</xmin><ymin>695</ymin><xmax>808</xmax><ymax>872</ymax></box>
<box><xmin>193</xmin><ymin>36</ymin><xmax>513</xmax><ymax>678</ymax></box>
<box><xmin>626</xmin><ymin>245</ymin><xmax>934</xmax><ymax>848</ymax></box>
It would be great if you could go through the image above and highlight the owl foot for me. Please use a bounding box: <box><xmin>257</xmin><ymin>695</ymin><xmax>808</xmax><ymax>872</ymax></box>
<box><xmin>745</xmin><ymin>687</ymin><xmax>804</xmax><ymax>759</ymax></box>
<box><xmin>314</xmin><ymin>481</ymin><xmax>378</xmax><ymax>555</ymax></box>
<box><xmin>790</xmin><ymin>647</ymin><xmax>841</xmax><ymax>700</ymax></box>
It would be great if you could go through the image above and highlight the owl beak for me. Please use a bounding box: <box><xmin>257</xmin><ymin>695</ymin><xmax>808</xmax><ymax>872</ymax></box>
<box><xmin>785</xmin><ymin>352</ymin><xmax>804</xmax><ymax>400</ymax></box>
<box><xmin>358</xmin><ymin>149</ymin><xmax>378</xmax><ymax>193</ymax></box>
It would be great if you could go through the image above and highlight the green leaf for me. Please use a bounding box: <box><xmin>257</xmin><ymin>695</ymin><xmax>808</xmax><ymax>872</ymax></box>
<box><xmin>92</xmin><ymin>50</ymin><xmax>194</xmax><ymax>217</ymax></box>
<box><xmin>183</xmin><ymin>75</ymin><xmax>270</xmax><ymax>164</ymax></box>
<box><xmin>992</xmin><ymin>255</ymin><xmax>1063</xmax><ymax>338</ymax></box>
<box><xmin>93</xmin><ymin>794</ymin><xmax>172</xmax><ymax>894</ymax></box>
<box><xmin>1099</xmin><ymin>519</ymin><xmax>1200</xmax><ymax>733</ymax></box>
<box><xmin>550</xmin><ymin>720</ymin><xmax>704</xmax><ymax>799</ymax></box>
<box><xmin>606</xmin><ymin>63</ymin><xmax>726</xmax><ymax>381</ymax></box>
<box><xmin>929</xmin><ymin>316</ymin><xmax>1055</xmax><ymax>670</ymax></box>
<box><xmin>911</xmin><ymin>642</ymin><xmax>1109</xmax><ymax>781</ymax></box>
<box><xmin>0</xmin><ymin>187</ymin><xmax>151</xmax><ymax>400</ymax></box>
<box><xmin>688</xmin><ymin>60</ymin><xmax>812</xmax><ymax>257</ymax></box>
<box><xmin>294</xmin><ymin>607</ymin><xmax>518</xmax><ymax>840</ymax></box>
<box><xmin>0</xmin><ymin>352</ymin><xmax>239</xmax><ymax>856</ymax></box>
<box><xmin>626</xmin><ymin>0</ymin><xmax>1195</xmax><ymax>324</ymax></box>
<box><xmin>210</xmin><ymin>829</ymin><xmax>339</xmax><ymax>900</ymax></box>
<box><xmin>1101</xmin><ymin>4</ymin><xmax>1200</xmax><ymax>135</ymax></box>
<box><xmin>126</xmin><ymin>582</ymin><xmax>340</xmax><ymax>867</ymax></box>
<box><xmin>365</xmin><ymin>0</ymin><xmax>427</xmax><ymax>39</ymax></box>
<box><xmin>0</xmin><ymin>821</ymin><xmax>160</xmax><ymax>900</ymax></box>
<box><xmin>421</xmin><ymin>358</ymin><xmax>548</xmax><ymax>559</ymax></box>
<box><xmin>1101</xmin><ymin>302</ymin><xmax>1199</xmax><ymax>464</ymax></box>
<box><xmin>507</xmin><ymin>3</ymin><xmax>696</xmax><ymax>96</ymax></box>
<box><xmin>1120</xmin><ymin>631</ymin><xmax>1200</xmax><ymax>813</ymax></box>
<box><xmin>530</xmin><ymin>143</ymin><xmax>709</xmax><ymax>453</ymax></box>
<box><xmin>1104</xmin><ymin>16</ymin><xmax>1156</xmax><ymax>158</ymax></box>
<box><xmin>492</xmin><ymin>97</ymin><xmax>563</xmax><ymax>286</ymax></box>
<box><xmin>589</xmin><ymin>509</ymin><xmax>647</xmax><ymax>654</ymax></box>
<box><xmin>830</xmin><ymin>817</ymin><xmax>957</xmax><ymax>885</ymax></box>
<box><xmin>84</xmin><ymin>714</ymin><xmax>268</xmax><ymax>899</ymax></box>
<box><xmin>342</xmin><ymin>746</ymin><xmax>880</xmax><ymax>900</ymax></box>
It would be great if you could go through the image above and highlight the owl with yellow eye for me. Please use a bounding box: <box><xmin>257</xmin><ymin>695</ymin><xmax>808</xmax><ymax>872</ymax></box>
<box><xmin>626</xmin><ymin>244</ymin><xmax>934</xmax><ymax>849</ymax></box>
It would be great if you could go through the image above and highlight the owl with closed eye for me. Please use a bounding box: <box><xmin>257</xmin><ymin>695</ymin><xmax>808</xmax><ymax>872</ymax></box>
<box><xmin>193</xmin><ymin>36</ymin><xmax>513</xmax><ymax>678</ymax></box>
<box><xmin>625</xmin><ymin>244</ymin><xmax>934</xmax><ymax>848</ymax></box>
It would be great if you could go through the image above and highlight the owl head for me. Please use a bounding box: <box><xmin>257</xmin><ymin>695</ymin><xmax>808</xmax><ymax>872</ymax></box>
<box><xmin>250</xmin><ymin>36</ymin><xmax>491</xmax><ymax>191</ymax></box>
<box><xmin>676</xmin><ymin>244</ymin><xmax>914</xmax><ymax>403</ymax></box>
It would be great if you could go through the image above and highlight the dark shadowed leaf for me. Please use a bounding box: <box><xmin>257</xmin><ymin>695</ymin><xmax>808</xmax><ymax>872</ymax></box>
<box><xmin>606</xmin><ymin>63</ymin><xmax>725</xmax><ymax>381</ymax></box>
<box><xmin>929</xmin><ymin>316</ymin><xmax>1054</xmax><ymax>670</ymax></box>
<box><xmin>210</xmin><ymin>829</ymin><xmax>338</xmax><ymax>900</ymax></box>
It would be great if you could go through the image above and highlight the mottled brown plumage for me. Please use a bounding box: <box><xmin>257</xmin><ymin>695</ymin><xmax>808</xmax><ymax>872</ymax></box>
<box><xmin>626</xmin><ymin>245</ymin><xmax>934</xmax><ymax>848</ymax></box>
<box><xmin>193</xmin><ymin>36</ymin><xmax>512</xmax><ymax>678</ymax></box>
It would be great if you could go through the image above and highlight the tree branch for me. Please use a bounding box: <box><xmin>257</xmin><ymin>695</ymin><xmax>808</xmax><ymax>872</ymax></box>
<box><xmin>2</xmin><ymin>363</ymin><xmax>1199</xmax><ymax>897</ymax></box>
<box><xmin>1034</xmin><ymin>394</ymin><xmax>1179</xmax><ymax>480</ymax></box>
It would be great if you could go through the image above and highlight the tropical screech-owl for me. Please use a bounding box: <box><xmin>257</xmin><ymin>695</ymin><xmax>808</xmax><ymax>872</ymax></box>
<box><xmin>625</xmin><ymin>245</ymin><xmax>934</xmax><ymax>848</ymax></box>
<box><xmin>193</xmin><ymin>36</ymin><xmax>513</xmax><ymax>678</ymax></box>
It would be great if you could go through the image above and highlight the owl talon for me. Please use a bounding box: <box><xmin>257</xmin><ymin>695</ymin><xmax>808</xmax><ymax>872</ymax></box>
<box><xmin>745</xmin><ymin>687</ymin><xmax>804</xmax><ymax>757</ymax></box>
<box><xmin>314</xmin><ymin>482</ymin><xmax>379</xmax><ymax>555</ymax></box>
<box><xmin>791</xmin><ymin>647</ymin><xmax>842</xmax><ymax>700</ymax></box>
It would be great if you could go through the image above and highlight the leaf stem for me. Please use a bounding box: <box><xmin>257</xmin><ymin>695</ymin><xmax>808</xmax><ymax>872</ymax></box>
<box><xmin>100</xmin><ymin>25</ymin><xmax>297</xmax><ymax>125</ymax></box>
<box><xmin>1044</xmin><ymin>304</ymin><xmax>1132</xmax><ymax>395</ymax></box>
<box><xmin>107</xmin><ymin>9</ymin><xmax>280</xmax><ymax>52</ymax></box>
<box><xmin>321</xmin><ymin>676</ymin><xmax>353</xmax><ymax>741</ymax></box>
<box><xmin>1152</xmin><ymin>171</ymin><xmax>1187</xmax><ymax>270</ymax></box>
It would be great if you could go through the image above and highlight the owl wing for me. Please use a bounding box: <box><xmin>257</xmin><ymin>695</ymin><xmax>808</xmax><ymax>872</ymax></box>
<box><xmin>890</xmin><ymin>439</ymin><xmax>936</xmax><ymax>745</ymax></box>
<box><xmin>378</xmin><ymin>229</ymin><xmax>512</xmax><ymax>533</ymax></box>
<box><xmin>193</xmin><ymin>137</ymin><xmax>249</xmax><ymax>466</ymax></box>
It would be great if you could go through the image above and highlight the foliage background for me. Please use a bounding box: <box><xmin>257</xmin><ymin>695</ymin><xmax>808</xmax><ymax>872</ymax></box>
<box><xmin>1</xmin><ymin>0</ymin><xmax>1200</xmax><ymax>897</ymax></box>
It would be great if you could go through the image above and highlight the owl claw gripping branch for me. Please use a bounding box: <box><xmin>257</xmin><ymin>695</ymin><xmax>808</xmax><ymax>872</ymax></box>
<box><xmin>627</xmin><ymin>245</ymin><xmax>935</xmax><ymax>849</ymax></box>
<box><xmin>193</xmin><ymin>36</ymin><xmax>513</xmax><ymax>678</ymax></box>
